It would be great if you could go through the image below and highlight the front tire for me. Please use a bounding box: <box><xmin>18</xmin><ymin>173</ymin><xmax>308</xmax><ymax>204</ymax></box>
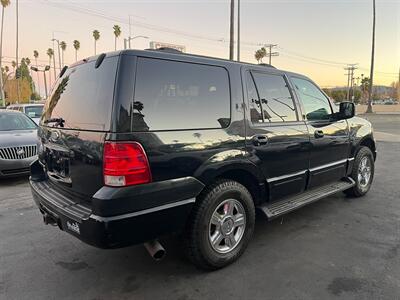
<box><xmin>184</xmin><ymin>179</ymin><xmax>255</xmax><ymax>270</ymax></box>
<box><xmin>345</xmin><ymin>146</ymin><xmax>375</xmax><ymax>197</ymax></box>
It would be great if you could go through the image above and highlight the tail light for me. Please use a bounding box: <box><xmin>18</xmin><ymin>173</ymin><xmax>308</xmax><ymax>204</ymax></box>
<box><xmin>103</xmin><ymin>141</ymin><xmax>152</xmax><ymax>187</ymax></box>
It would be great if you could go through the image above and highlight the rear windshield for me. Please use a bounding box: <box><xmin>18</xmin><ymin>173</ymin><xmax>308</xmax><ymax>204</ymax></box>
<box><xmin>42</xmin><ymin>56</ymin><xmax>118</xmax><ymax>131</ymax></box>
<box><xmin>25</xmin><ymin>105</ymin><xmax>43</xmax><ymax>118</ymax></box>
<box><xmin>0</xmin><ymin>113</ymin><xmax>37</xmax><ymax>131</ymax></box>
<box><xmin>132</xmin><ymin>57</ymin><xmax>231</xmax><ymax>131</ymax></box>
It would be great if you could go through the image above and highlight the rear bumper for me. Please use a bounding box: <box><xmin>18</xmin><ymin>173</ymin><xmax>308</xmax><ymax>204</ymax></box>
<box><xmin>0</xmin><ymin>157</ymin><xmax>36</xmax><ymax>177</ymax></box>
<box><xmin>30</xmin><ymin>170</ymin><xmax>204</xmax><ymax>249</ymax></box>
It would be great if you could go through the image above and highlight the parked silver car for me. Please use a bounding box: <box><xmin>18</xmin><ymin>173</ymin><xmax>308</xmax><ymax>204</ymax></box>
<box><xmin>0</xmin><ymin>110</ymin><xmax>38</xmax><ymax>177</ymax></box>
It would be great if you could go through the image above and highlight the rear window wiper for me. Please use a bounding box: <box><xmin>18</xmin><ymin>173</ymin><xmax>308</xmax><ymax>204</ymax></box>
<box><xmin>44</xmin><ymin>118</ymin><xmax>65</xmax><ymax>127</ymax></box>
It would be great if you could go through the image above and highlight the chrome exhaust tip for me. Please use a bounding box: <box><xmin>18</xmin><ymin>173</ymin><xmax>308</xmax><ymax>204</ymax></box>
<box><xmin>144</xmin><ymin>240</ymin><xmax>166</xmax><ymax>261</ymax></box>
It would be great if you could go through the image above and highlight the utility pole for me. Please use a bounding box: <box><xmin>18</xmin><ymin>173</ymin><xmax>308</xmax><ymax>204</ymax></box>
<box><xmin>263</xmin><ymin>44</ymin><xmax>279</xmax><ymax>65</ymax></box>
<box><xmin>366</xmin><ymin>0</ymin><xmax>376</xmax><ymax>113</ymax></box>
<box><xmin>237</xmin><ymin>0</ymin><xmax>240</xmax><ymax>61</ymax></box>
<box><xmin>128</xmin><ymin>15</ymin><xmax>132</xmax><ymax>49</ymax></box>
<box><xmin>344</xmin><ymin>64</ymin><xmax>358</xmax><ymax>101</ymax></box>
<box><xmin>16</xmin><ymin>0</ymin><xmax>20</xmax><ymax>103</ymax></box>
<box><xmin>229</xmin><ymin>0</ymin><xmax>235</xmax><ymax>60</ymax></box>
<box><xmin>52</xmin><ymin>33</ymin><xmax>57</xmax><ymax>80</ymax></box>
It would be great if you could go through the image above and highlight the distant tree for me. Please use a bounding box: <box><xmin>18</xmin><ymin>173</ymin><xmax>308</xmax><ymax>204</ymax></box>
<box><xmin>73</xmin><ymin>40</ymin><xmax>80</xmax><ymax>62</ymax></box>
<box><xmin>390</xmin><ymin>81</ymin><xmax>399</xmax><ymax>100</ymax></box>
<box><xmin>113</xmin><ymin>25</ymin><xmax>121</xmax><ymax>51</ymax></box>
<box><xmin>25</xmin><ymin>57</ymin><xmax>31</xmax><ymax>65</ymax></box>
<box><xmin>33</xmin><ymin>50</ymin><xmax>39</xmax><ymax>64</ymax></box>
<box><xmin>360</xmin><ymin>77</ymin><xmax>370</xmax><ymax>103</ymax></box>
<box><xmin>60</xmin><ymin>41</ymin><xmax>67</xmax><ymax>66</ymax></box>
<box><xmin>93</xmin><ymin>30</ymin><xmax>100</xmax><ymax>55</ymax></box>
<box><xmin>11</xmin><ymin>60</ymin><xmax>16</xmax><ymax>71</ymax></box>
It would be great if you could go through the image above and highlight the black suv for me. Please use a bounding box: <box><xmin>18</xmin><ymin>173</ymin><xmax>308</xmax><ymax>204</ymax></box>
<box><xmin>30</xmin><ymin>49</ymin><xmax>376</xmax><ymax>270</ymax></box>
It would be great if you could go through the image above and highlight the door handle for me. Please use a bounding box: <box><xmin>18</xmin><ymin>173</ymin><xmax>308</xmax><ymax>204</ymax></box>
<box><xmin>252</xmin><ymin>135</ymin><xmax>268</xmax><ymax>146</ymax></box>
<box><xmin>314</xmin><ymin>130</ymin><xmax>324</xmax><ymax>138</ymax></box>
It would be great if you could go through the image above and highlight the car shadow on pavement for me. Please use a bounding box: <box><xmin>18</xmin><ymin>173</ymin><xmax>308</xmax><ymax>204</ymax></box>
<box><xmin>0</xmin><ymin>176</ymin><xmax>29</xmax><ymax>187</ymax></box>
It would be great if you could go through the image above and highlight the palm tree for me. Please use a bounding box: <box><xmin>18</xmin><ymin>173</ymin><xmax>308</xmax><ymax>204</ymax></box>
<box><xmin>92</xmin><ymin>30</ymin><xmax>100</xmax><ymax>55</ymax></box>
<box><xmin>60</xmin><ymin>41</ymin><xmax>66</xmax><ymax>66</ymax></box>
<box><xmin>25</xmin><ymin>57</ymin><xmax>30</xmax><ymax>65</ymax></box>
<box><xmin>366</xmin><ymin>0</ymin><xmax>376</xmax><ymax>113</ymax></box>
<box><xmin>73</xmin><ymin>40</ymin><xmax>80</xmax><ymax>62</ymax></box>
<box><xmin>113</xmin><ymin>25</ymin><xmax>121</xmax><ymax>51</ymax></box>
<box><xmin>0</xmin><ymin>0</ymin><xmax>11</xmax><ymax>104</ymax></box>
<box><xmin>33</xmin><ymin>50</ymin><xmax>41</xmax><ymax>96</ymax></box>
<box><xmin>254</xmin><ymin>47</ymin><xmax>266</xmax><ymax>64</ymax></box>
<box><xmin>47</xmin><ymin>48</ymin><xmax>54</xmax><ymax>85</ymax></box>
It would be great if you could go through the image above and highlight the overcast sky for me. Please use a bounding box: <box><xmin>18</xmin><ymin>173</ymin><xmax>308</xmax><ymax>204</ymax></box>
<box><xmin>2</xmin><ymin>0</ymin><xmax>399</xmax><ymax>92</ymax></box>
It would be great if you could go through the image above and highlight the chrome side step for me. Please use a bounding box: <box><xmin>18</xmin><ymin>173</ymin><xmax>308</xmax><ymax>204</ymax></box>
<box><xmin>259</xmin><ymin>178</ymin><xmax>355</xmax><ymax>220</ymax></box>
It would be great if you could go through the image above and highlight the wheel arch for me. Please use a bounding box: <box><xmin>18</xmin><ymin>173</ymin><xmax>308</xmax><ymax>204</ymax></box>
<box><xmin>194</xmin><ymin>161</ymin><xmax>267</xmax><ymax>206</ymax></box>
<box><xmin>358</xmin><ymin>136</ymin><xmax>376</xmax><ymax>160</ymax></box>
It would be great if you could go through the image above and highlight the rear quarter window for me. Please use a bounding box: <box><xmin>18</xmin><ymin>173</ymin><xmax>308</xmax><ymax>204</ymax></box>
<box><xmin>42</xmin><ymin>56</ymin><xmax>118</xmax><ymax>131</ymax></box>
<box><xmin>132</xmin><ymin>57</ymin><xmax>231</xmax><ymax>131</ymax></box>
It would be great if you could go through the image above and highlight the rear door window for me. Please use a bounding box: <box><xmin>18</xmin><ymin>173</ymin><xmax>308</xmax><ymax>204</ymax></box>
<box><xmin>250</xmin><ymin>72</ymin><xmax>297</xmax><ymax>123</ymax></box>
<box><xmin>42</xmin><ymin>56</ymin><xmax>119</xmax><ymax>131</ymax></box>
<box><xmin>132</xmin><ymin>57</ymin><xmax>231</xmax><ymax>131</ymax></box>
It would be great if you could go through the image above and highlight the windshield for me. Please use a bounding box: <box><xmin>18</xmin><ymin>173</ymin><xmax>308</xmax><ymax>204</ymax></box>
<box><xmin>25</xmin><ymin>105</ymin><xmax>44</xmax><ymax>118</ymax></box>
<box><xmin>0</xmin><ymin>113</ymin><xmax>37</xmax><ymax>131</ymax></box>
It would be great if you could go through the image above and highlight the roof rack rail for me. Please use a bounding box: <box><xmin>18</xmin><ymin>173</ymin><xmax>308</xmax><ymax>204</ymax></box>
<box><xmin>258</xmin><ymin>63</ymin><xmax>276</xmax><ymax>69</ymax></box>
<box><xmin>147</xmin><ymin>47</ymin><xmax>183</xmax><ymax>54</ymax></box>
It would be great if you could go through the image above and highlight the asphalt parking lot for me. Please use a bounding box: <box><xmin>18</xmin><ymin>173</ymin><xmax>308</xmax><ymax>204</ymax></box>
<box><xmin>1</xmin><ymin>114</ymin><xmax>399</xmax><ymax>300</ymax></box>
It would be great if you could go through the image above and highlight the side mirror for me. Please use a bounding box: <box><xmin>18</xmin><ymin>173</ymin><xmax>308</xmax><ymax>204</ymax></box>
<box><xmin>338</xmin><ymin>102</ymin><xmax>355</xmax><ymax>119</ymax></box>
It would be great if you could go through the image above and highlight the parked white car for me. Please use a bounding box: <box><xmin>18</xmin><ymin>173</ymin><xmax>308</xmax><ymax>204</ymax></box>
<box><xmin>7</xmin><ymin>103</ymin><xmax>44</xmax><ymax>124</ymax></box>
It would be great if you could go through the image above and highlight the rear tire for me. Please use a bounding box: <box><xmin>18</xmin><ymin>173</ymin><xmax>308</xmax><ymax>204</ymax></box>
<box><xmin>344</xmin><ymin>146</ymin><xmax>375</xmax><ymax>197</ymax></box>
<box><xmin>183</xmin><ymin>179</ymin><xmax>255</xmax><ymax>270</ymax></box>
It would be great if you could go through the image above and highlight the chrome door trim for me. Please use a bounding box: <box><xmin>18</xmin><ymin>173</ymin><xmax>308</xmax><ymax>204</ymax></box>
<box><xmin>267</xmin><ymin>158</ymin><xmax>354</xmax><ymax>183</ymax></box>
<box><xmin>309</xmin><ymin>158</ymin><xmax>348</xmax><ymax>172</ymax></box>
<box><xmin>267</xmin><ymin>170</ymin><xmax>307</xmax><ymax>183</ymax></box>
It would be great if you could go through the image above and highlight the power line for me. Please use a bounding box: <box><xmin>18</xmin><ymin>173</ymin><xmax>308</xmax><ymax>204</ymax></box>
<box><xmin>25</xmin><ymin>1</ymin><xmax>400</xmax><ymax>80</ymax></box>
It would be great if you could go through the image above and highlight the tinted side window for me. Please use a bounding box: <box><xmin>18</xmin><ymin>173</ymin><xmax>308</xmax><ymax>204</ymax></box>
<box><xmin>251</xmin><ymin>72</ymin><xmax>297</xmax><ymax>122</ymax></box>
<box><xmin>246</xmin><ymin>73</ymin><xmax>263</xmax><ymax>123</ymax></box>
<box><xmin>42</xmin><ymin>56</ymin><xmax>118</xmax><ymax>131</ymax></box>
<box><xmin>133</xmin><ymin>58</ymin><xmax>230</xmax><ymax>131</ymax></box>
<box><xmin>291</xmin><ymin>77</ymin><xmax>332</xmax><ymax>121</ymax></box>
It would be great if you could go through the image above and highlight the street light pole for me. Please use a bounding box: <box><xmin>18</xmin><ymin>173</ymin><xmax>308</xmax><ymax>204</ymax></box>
<box><xmin>43</xmin><ymin>71</ymin><xmax>48</xmax><ymax>99</ymax></box>
<box><xmin>125</xmin><ymin>35</ymin><xmax>149</xmax><ymax>49</ymax></box>
<box><xmin>31</xmin><ymin>66</ymin><xmax>50</xmax><ymax>99</ymax></box>
<box><xmin>128</xmin><ymin>15</ymin><xmax>133</xmax><ymax>49</ymax></box>
<box><xmin>52</xmin><ymin>39</ymin><xmax>62</xmax><ymax>72</ymax></box>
